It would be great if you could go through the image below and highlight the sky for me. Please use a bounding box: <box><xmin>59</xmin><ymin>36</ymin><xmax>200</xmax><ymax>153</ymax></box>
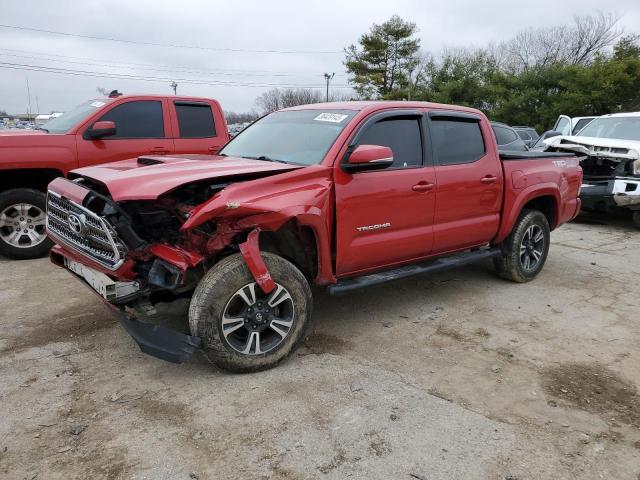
<box><xmin>1</xmin><ymin>0</ymin><xmax>639</xmax><ymax>115</ymax></box>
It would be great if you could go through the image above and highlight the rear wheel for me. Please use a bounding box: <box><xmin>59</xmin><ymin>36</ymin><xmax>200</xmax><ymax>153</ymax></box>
<box><xmin>494</xmin><ymin>209</ymin><xmax>550</xmax><ymax>283</ymax></box>
<box><xmin>189</xmin><ymin>252</ymin><xmax>312</xmax><ymax>373</ymax></box>
<box><xmin>0</xmin><ymin>189</ymin><xmax>52</xmax><ymax>260</ymax></box>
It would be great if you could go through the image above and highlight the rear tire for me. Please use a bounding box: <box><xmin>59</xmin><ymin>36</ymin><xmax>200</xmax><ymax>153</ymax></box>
<box><xmin>189</xmin><ymin>252</ymin><xmax>312</xmax><ymax>373</ymax></box>
<box><xmin>0</xmin><ymin>189</ymin><xmax>52</xmax><ymax>260</ymax></box>
<box><xmin>493</xmin><ymin>209</ymin><xmax>550</xmax><ymax>283</ymax></box>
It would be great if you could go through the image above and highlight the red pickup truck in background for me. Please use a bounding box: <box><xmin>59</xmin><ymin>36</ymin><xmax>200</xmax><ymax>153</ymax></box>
<box><xmin>0</xmin><ymin>94</ymin><xmax>229</xmax><ymax>259</ymax></box>
<box><xmin>46</xmin><ymin>101</ymin><xmax>582</xmax><ymax>372</ymax></box>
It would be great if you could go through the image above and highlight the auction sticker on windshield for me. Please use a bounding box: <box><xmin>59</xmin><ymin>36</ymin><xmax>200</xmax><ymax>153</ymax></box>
<box><xmin>90</xmin><ymin>101</ymin><xmax>106</xmax><ymax>108</ymax></box>
<box><xmin>314</xmin><ymin>113</ymin><xmax>348</xmax><ymax>123</ymax></box>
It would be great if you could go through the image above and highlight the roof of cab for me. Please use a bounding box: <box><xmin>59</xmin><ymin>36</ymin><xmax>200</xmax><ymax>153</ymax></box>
<box><xmin>283</xmin><ymin>100</ymin><xmax>485</xmax><ymax>116</ymax></box>
<box><xmin>91</xmin><ymin>94</ymin><xmax>219</xmax><ymax>102</ymax></box>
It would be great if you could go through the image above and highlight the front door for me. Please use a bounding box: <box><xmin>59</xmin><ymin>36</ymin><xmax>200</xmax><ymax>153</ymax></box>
<box><xmin>334</xmin><ymin>112</ymin><xmax>436</xmax><ymax>277</ymax></box>
<box><xmin>76</xmin><ymin>99</ymin><xmax>174</xmax><ymax>167</ymax></box>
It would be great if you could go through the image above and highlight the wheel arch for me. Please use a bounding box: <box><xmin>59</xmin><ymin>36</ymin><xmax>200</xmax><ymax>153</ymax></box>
<box><xmin>0</xmin><ymin>168</ymin><xmax>65</xmax><ymax>193</ymax></box>
<box><xmin>494</xmin><ymin>185</ymin><xmax>560</xmax><ymax>244</ymax></box>
<box><xmin>259</xmin><ymin>220</ymin><xmax>319</xmax><ymax>282</ymax></box>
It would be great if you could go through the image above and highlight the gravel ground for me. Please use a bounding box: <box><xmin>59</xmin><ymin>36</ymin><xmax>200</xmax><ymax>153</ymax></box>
<box><xmin>0</xmin><ymin>215</ymin><xmax>639</xmax><ymax>480</ymax></box>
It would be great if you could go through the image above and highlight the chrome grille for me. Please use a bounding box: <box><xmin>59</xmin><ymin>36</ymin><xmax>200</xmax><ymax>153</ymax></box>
<box><xmin>46</xmin><ymin>192</ymin><xmax>127</xmax><ymax>269</ymax></box>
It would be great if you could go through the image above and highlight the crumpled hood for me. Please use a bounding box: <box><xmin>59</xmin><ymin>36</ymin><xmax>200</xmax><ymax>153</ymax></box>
<box><xmin>72</xmin><ymin>154</ymin><xmax>303</xmax><ymax>201</ymax></box>
<box><xmin>544</xmin><ymin>135</ymin><xmax>640</xmax><ymax>161</ymax></box>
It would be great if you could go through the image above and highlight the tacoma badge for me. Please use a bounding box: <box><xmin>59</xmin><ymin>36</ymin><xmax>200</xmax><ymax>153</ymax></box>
<box><xmin>356</xmin><ymin>222</ymin><xmax>391</xmax><ymax>232</ymax></box>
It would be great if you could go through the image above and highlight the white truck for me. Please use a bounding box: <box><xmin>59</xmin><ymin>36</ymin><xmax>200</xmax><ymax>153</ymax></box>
<box><xmin>543</xmin><ymin>112</ymin><xmax>640</xmax><ymax>227</ymax></box>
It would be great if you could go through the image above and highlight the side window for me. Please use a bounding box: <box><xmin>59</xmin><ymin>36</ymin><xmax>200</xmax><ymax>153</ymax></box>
<box><xmin>432</xmin><ymin>119</ymin><xmax>485</xmax><ymax>165</ymax></box>
<box><xmin>357</xmin><ymin>117</ymin><xmax>422</xmax><ymax>169</ymax></box>
<box><xmin>572</xmin><ymin>118</ymin><xmax>591</xmax><ymax>135</ymax></box>
<box><xmin>97</xmin><ymin>101</ymin><xmax>164</xmax><ymax>138</ymax></box>
<box><xmin>175</xmin><ymin>102</ymin><xmax>217</xmax><ymax>138</ymax></box>
<box><xmin>516</xmin><ymin>130</ymin><xmax>530</xmax><ymax>141</ymax></box>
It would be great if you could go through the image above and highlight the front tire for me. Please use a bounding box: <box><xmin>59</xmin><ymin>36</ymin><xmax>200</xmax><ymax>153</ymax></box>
<box><xmin>189</xmin><ymin>252</ymin><xmax>313</xmax><ymax>373</ymax></box>
<box><xmin>0</xmin><ymin>189</ymin><xmax>52</xmax><ymax>260</ymax></box>
<box><xmin>494</xmin><ymin>209</ymin><xmax>550</xmax><ymax>283</ymax></box>
<box><xmin>632</xmin><ymin>211</ymin><xmax>640</xmax><ymax>229</ymax></box>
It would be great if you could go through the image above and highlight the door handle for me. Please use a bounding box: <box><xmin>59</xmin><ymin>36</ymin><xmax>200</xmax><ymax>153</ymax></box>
<box><xmin>412</xmin><ymin>182</ymin><xmax>435</xmax><ymax>192</ymax></box>
<box><xmin>480</xmin><ymin>175</ymin><xmax>498</xmax><ymax>184</ymax></box>
<box><xmin>150</xmin><ymin>147</ymin><xmax>170</xmax><ymax>155</ymax></box>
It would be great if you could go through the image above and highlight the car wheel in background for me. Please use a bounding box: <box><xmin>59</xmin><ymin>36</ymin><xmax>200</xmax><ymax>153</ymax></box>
<box><xmin>0</xmin><ymin>189</ymin><xmax>52</xmax><ymax>260</ymax></box>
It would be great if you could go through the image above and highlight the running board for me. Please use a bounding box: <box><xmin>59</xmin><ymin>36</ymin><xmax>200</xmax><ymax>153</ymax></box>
<box><xmin>327</xmin><ymin>248</ymin><xmax>502</xmax><ymax>296</ymax></box>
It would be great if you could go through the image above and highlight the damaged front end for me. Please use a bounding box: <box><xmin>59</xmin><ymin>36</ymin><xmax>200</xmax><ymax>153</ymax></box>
<box><xmin>46</xmin><ymin>160</ymin><xmax>331</xmax><ymax>362</ymax></box>
<box><xmin>546</xmin><ymin>138</ymin><xmax>640</xmax><ymax>213</ymax></box>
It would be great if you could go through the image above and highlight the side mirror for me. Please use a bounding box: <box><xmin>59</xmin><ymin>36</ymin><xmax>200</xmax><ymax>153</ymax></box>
<box><xmin>343</xmin><ymin>144</ymin><xmax>394</xmax><ymax>173</ymax></box>
<box><xmin>87</xmin><ymin>120</ymin><xmax>116</xmax><ymax>139</ymax></box>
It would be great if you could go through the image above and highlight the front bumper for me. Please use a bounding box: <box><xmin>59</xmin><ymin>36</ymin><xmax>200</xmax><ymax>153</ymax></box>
<box><xmin>580</xmin><ymin>177</ymin><xmax>640</xmax><ymax>211</ymax></box>
<box><xmin>50</xmin><ymin>245</ymin><xmax>201</xmax><ymax>364</ymax></box>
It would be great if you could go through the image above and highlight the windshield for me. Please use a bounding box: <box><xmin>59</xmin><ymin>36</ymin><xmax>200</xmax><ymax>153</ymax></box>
<box><xmin>577</xmin><ymin>116</ymin><xmax>640</xmax><ymax>141</ymax></box>
<box><xmin>43</xmin><ymin>99</ymin><xmax>110</xmax><ymax>134</ymax></box>
<box><xmin>219</xmin><ymin>109</ymin><xmax>356</xmax><ymax>165</ymax></box>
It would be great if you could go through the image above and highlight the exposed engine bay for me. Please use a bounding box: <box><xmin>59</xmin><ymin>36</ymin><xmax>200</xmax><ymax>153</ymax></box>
<box><xmin>545</xmin><ymin>138</ymin><xmax>640</xmax><ymax>213</ymax></box>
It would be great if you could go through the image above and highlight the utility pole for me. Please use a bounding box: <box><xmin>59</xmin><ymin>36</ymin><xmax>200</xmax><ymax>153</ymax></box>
<box><xmin>170</xmin><ymin>81</ymin><xmax>178</xmax><ymax>95</ymax></box>
<box><xmin>25</xmin><ymin>77</ymin><xmax>33</xmax><ymax>122</ymax></box>
<box><xmin>323</xmin><ymin>73</ymin><xmax>334</xmax><ymax>102</ymax></box>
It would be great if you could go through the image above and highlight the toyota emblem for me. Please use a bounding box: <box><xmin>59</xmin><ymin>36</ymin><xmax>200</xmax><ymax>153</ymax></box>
<box><xmin>67</xmin><ymin>213</ymin><xmax>86</xmax><ymax>235</ymax></box>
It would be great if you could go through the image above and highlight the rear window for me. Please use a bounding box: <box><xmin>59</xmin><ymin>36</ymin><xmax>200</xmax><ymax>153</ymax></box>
<box><xmin>432</xmin><ymin>119</ymin><xmax>485</xmax><ymax>165</ymax></box>
<box><xmin>175</xmin><ymin>102</ymin><xmax>217</xmax><ymax>138</ymax></box>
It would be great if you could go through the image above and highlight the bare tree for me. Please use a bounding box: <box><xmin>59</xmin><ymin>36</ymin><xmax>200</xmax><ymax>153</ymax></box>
<box><xmin>96</xmin><ymin>87</ymin><xmax>108</xmax><ymax>96</ymax></box>
<box><xmin>254</xmin><ymin>88</ymin><xmax>324</xmax><ymax>114</ymax></box>
<box><xmin>501</xmin><ymin>12</ymin><xmax>622</xmax><ymax>71</ymax></box>
<box><xmin>224</xmin><ymin>110</ymin><xmax>260</xmax><ymax>124</ymax></box>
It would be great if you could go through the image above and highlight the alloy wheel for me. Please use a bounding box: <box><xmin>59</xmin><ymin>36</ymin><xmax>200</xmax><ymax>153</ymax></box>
<box><xmin>0</xmin><ymin>203</ymin><xmax>47</xmax><ymax>248</ymax></box>
<box><xmin>221</xmin><ymin>282</ymin><xmax>295</xmax><ymax>355</ymax></box>
<box><xmin>519</xmin><ymin>224</ymin><xmax>544</xmax><ymax>271</ymax></box>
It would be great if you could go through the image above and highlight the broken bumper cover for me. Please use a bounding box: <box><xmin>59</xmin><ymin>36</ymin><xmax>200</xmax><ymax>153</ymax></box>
<box><xmin>113</xmin><ymin>309</ymin><xmax>201</xmax><ymax>364</ymax></box>
<box><xmin>580</xmin><ymin>177</ymin><xmax>640</xmax><ymax>210</ymax></box>
<box><xmin>50</xmin><ymin>245</ymin><xmax>202</xmax><ymax>364</ymax></box>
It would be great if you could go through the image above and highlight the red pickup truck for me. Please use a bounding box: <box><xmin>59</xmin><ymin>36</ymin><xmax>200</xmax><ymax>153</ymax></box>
<box><xmin>0</xmin><ymin>94</ymin><xmax>229</xmax><ymax>259</ymax></box>
<box><xmin>46</xmin><ymin>101</ymin><xmax>582</xmax><ymax>372</ymax></box>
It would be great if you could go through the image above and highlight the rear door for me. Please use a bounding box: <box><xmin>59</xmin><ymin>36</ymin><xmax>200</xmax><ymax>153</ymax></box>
<box><xmin>334</xmin><ymin>110</ymin><xmax>437</xmax><ymax>276</ymax></box>
<box><xmin>76</xmin><ymin>99</ymin><xmax>174</xmax><ymax>167</ymax></box>
<box><xmin>170</xmin><ymin>100</ymin><xmax>229</xmax><ymax>155</ymax></box>
<box><xmin>428</xmin><ymin>111</ymin><xmax>503</xmax><ymax>253</ymax></box>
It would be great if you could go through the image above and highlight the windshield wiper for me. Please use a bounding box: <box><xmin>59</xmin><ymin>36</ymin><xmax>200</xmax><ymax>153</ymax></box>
<box><xmin>35</xmin><ymin>127</ymin><xmax>49</xmax><ymax>133</ymax></box>
<box><xmin>243</xmin><ymin>155</ymin><xmax>282</xmax><ymax>163</ymax></box>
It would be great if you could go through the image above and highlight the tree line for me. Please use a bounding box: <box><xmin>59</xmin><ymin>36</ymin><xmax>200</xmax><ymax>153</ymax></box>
<box><xmin>345</xmin><ymin>13</ymin><xmax>640</xmax><ymax>132</ymax></box>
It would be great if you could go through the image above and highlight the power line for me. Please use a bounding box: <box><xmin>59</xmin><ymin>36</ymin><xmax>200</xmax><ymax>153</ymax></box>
<box><xmin>0</xmin><ymin>61</ymin><xmax>354</xmax><ymax>89</ymax></box>
<box><xmin>0</xmin><ymin>48</ymin><xmax>347</xmax><ymax>78</ymax></box>
<box><xmin>0</xmin><ymin>24</ymin><xmax>344</xmax><ymax>55</ymax></box>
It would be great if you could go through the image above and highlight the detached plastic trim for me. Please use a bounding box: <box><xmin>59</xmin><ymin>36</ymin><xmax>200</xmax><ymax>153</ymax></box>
<box><xmin>115</xmin><ymin>311</ymin><xmax>201</xmax><ymax>364</ymax></box>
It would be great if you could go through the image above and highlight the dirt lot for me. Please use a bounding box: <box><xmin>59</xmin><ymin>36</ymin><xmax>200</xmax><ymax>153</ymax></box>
<box><xmin>1</xmin><ymin>215</ymin><xmax>639</xmax><ymax>480</ymax></box>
